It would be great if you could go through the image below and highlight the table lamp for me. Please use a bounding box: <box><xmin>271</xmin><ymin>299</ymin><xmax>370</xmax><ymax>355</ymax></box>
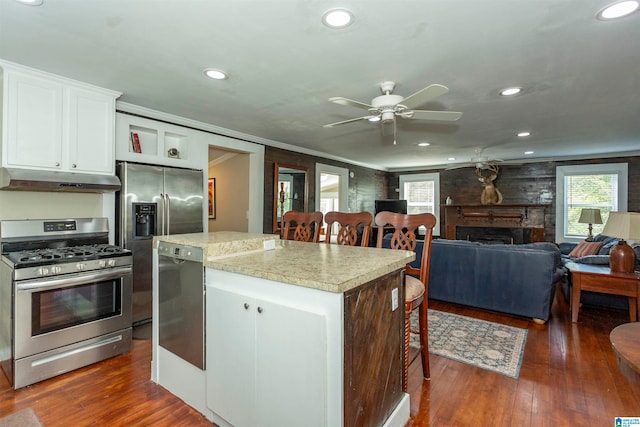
<box><xmin>578</xmin><ymin>208</ymin><xmax>603</xmax><ymax>241</ymax></box>
<box><xmin>601</xmin><ymin>212</ymin><xmax>640</xmax><ymax>274</ymax></box>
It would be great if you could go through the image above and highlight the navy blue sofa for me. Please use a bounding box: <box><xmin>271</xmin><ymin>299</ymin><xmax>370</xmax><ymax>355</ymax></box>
<box><xmin>397</xmin><ymin>238</ymin><xmax>565</xmax><ymax>322</ymax></box>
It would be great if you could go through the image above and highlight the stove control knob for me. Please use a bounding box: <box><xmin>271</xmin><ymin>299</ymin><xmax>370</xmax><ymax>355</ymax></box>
<box><xmin>107</xmin><ymin>259</ymin><xmax>116</xmax><ymax>267</ymax></box>
<box><xmin>51</xmin><ymin>266</ymin><xmax>62</xmax><ymax>274</ymax></box>
<box><xmin>76</xmin><ymin>263</ymin><xmax>86</xmax><ymax>271</ymax></box>
<box><xmin>38</xmin><ymin>267</ymin><xmax>49</xmax><ymax>276</ymax></box>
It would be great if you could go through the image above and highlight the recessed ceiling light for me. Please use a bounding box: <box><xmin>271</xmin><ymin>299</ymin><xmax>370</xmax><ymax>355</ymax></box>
<box><xmin>524</xmin><ymin>151</ymin><xmax>534</xmax><ymax>155</ymax></box>
<box><xmin>322</xmin><ymin>9</ymin><xmax>354</xmax><ymax>28</ymax></box>
<box><xmin>418</xmin><ymin>142</ymin><xmax>430</xmax><ymax>147</ymax></box>
<box><xmin>16</xmin><ymin>0</ymin><xmax>43</xmax><ymax>5</ymax></box>
<box><xmin>517</xmin><ymin>131</ymin><xmax>531</xmax><ymax>137</ymax></box>
<box><xmin>203</xmin><ymin>69</ymin><xmax>228</xmax><ymax>80</ymax></box>
<box><xmin>500</xmin><ymin>87</ymin><xmax>522</xmax><ymax>96</ymax></box>
<box><xmin>448</xmin><ymin>157</ymin><xmax>456</xmax><ymax>161</ymax></box>
<box><xmin>597</xmin><ymin>0</ymin><xmax>639</xmax><ymax>20</ymax></box>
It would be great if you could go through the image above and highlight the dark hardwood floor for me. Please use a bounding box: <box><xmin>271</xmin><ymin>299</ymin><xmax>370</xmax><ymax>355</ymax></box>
<box><xmin>1</xmin><ymin>285</ymin><xmax>638</xmax><ymax>426</ymax></box>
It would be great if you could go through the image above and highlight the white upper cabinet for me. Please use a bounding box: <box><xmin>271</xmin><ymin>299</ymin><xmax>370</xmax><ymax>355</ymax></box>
<box><xmin>115</xmin><ymin>112</ymin><xmax>205</xmax><ymax>170</ymax></box>
<box><xmin>1</xmin><ymin>60</ymin><xmax>121</xmax><ymax>174</ymax></box>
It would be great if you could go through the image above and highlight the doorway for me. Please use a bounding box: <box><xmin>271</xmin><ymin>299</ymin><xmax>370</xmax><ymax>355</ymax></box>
<box><xmin>315</xmin><ymin>163</ymin><xmax>349</xmax><ymax>235</ymax></box>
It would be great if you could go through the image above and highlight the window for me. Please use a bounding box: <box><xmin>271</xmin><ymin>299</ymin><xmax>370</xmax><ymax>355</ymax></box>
<box><xmin>399</xmin><ymin>173</ymin><xmax>440</xmax><ymax>235</ymax></box>
<box><xmin>556</xmin><ymin>163</ymin><xmax>628</xmax><ymax>242</ymax></box>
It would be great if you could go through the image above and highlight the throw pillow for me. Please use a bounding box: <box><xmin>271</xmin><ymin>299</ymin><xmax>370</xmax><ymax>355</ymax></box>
<box><xmin>568</xmin><ymin>241</ymin><xmax>604</xmax><ymax>258</ymax></box>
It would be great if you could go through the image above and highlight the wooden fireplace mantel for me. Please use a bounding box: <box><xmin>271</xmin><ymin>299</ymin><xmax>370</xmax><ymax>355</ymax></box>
<box><xmin>444</xmin><ymin>204</ymin><xmax>549</xmax><ymax>242</ymax></box>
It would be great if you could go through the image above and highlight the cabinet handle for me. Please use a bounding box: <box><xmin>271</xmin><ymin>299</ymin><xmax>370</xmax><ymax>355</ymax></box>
<box><xmin>257</xmin><ymin>306</ymin><xmax>263</xmax><ymax>314</ymax></box>
<box><xmin>244</xmin><ymin>303</ymin><xmax>249</xmax><ymax>310</ymax></box>
<box><xmin>55</xmin><ymin>162</ymin><xmax>60</xmax><ymax>167</ymax></box>
<box><xmin>72</xmin><ymin>163</ymin><xmax>77</xmax><ymax>168</ymax></box>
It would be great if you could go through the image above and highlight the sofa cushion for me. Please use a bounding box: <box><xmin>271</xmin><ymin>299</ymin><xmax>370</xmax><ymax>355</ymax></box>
<box><xmin>573</xmin><ymin>254</ymin><xmax>611</xmax><ymax>265</ymax></box>
<box><xmin>568</xmin><ymin>241</ymin><xmax>603</xmax><ymax>258</ymax></box>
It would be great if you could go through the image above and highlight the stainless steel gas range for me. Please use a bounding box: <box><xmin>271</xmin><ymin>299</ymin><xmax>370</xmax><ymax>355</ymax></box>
<box><xmin>0</xmin><ymin>218</ymin><xmax>133</xmax><ymax>389</ymax></box>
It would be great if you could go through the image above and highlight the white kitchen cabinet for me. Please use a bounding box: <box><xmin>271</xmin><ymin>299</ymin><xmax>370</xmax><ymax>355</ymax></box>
<box><xmin>0</xmin><ymin>61</ymin><xmax>120</xmax><ymax>174</ymax></box>
<box><xmin>115</xmin><ymin>113</ymin><xmax>201</xmax><ymax>169</ymax></box>
<box><xmin>206</xmin><ymin>270</ymin><xmax>340</xmax><ymax>427</ymax></box>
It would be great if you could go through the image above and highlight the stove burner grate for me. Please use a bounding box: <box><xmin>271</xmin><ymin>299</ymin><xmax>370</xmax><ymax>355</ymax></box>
<box><xmin>6</xmin><ymin>244</ymin><xmax>130</xmax><ymax>267</ymax></box>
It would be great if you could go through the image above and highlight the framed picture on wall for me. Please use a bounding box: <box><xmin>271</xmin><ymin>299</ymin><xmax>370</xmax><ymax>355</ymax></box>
<box><xmin>208</xmin><ymin>178</ymin><xmax>216</xmax><ymax>219</ymax></box>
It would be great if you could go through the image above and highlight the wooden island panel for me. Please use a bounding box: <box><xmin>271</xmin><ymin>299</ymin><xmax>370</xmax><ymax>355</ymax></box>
<box><xmin>343</xmin><ymin>270</ymin><xmax>405</xmax><ymax>427</ymax></box>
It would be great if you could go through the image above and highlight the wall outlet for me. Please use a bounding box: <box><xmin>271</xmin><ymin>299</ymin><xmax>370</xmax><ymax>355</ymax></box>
<box><xmin>263</xmin><ymin>239</ymin><xmax>276</xmax><ymax>250</ymax></box>
<box><xmin>391</xmin><ymin>288</ymin><xmax>399</xmax><ymax>311</ymax></box>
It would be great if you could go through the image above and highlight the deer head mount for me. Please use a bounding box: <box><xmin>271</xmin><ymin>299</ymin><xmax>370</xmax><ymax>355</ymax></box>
<box><xmin>476</xmin><ymin>165</ymin><xmax>503</xmax><ymax>205</ymax></box>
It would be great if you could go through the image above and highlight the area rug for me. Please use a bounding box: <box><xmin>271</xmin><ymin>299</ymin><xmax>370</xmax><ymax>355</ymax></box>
<box><xmin>0</xmin><ymin>408</ymin><xmax>43</xmax><ymax>427</ymax></box>
<box><xmin>410</xmin><ymin>309</ymin><xmax>527</xmax><ymax>379</ymax></box>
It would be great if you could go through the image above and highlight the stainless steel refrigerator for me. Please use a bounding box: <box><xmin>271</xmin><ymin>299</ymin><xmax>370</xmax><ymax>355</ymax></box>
<box><xmin>115</xmin><ymin>161</ymin><xmax>204</xmax><ymax>325</ymax></box>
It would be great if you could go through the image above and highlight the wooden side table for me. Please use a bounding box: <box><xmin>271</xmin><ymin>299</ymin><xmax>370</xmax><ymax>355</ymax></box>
<box><xmin>610</xmin><ymin>323</ymin><xmax>640</xmax><ymax>386</ymax></box>
<box><xmin>565</xmin><ymin>261</ymin><xmax>640</xmax><ymax>323</ymax></box>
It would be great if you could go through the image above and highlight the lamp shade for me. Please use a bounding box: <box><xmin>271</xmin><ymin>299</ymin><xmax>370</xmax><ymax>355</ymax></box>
<box><xmin>601</xmin><ymin>212</ymin><xmax>640</xmax><ymax>240</ymax></box>
<box><xmin>578</xmin><ymin>208</ymin><xmax>603</xmax><ymax>225</ymax></box>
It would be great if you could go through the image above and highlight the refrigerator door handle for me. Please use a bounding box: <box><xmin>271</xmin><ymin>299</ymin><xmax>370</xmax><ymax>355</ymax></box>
<box><xmin>165</xmin><ymin>193</ymin><xmax>171</xmax><ymax>235</ymax></box>
<box><xmin>160</xmin><ymin>193</ymin><xmax>166</xmax><ymax>235</ymax></box>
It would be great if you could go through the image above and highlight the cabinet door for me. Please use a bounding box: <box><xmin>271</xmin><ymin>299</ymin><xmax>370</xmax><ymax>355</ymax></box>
<box><xmin>5</xmin><ymin>72</ymin><xmax>63</xmax><ymax>169</ymax></box>
<box><xmin>67</xmin><ymin>87</ymin><xmax>115</xmax><ymax>174</ymax></box>
<box><xmin>255</xmin><ymin>300</ymin><xmax>327</xmax><ymax>427</ymax></box>
<box><xmin>206</xmin><ymin>287</ymin><xmax>256</xmax><ymax>427</ymax></box>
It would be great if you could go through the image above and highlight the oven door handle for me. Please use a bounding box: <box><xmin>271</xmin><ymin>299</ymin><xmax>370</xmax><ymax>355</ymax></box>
<box><xmin>16</xmin><ymin>267</ymin><xmax>132</xmax><ymax>292</ymax></box>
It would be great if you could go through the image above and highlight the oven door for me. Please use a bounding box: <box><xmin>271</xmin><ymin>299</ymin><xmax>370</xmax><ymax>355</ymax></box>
<box><xmin>14</xmin><ymin>266</ymin><xmax>132</xmax><ymax>359</ymax></box>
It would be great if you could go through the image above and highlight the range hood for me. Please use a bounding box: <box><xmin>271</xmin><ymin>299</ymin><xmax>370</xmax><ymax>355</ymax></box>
<box><xmin>0</xmin><ymin>167</ymin><xmax>121</xmax><ymax>193</ymax></box>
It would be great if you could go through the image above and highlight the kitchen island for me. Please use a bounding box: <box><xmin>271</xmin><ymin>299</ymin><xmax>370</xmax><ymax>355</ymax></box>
<box><xmin>152</xmin><ymin>232</ymin><xmax>414</xmax><ymax>427</ymax></box>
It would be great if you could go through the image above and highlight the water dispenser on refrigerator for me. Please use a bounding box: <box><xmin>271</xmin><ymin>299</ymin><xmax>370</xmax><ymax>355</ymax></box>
<box><xmin>134</xmin><ymin>203</ymin><xmax>157</xmax><ymax>239</ymax></box>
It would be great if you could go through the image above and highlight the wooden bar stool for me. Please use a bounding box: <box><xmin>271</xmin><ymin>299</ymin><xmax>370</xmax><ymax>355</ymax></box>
<box><xmin>323</xmin><ymin>211</ymin><xmax>372</xmax><ymax>246</ymax></box>
<box><xmin>281</xmin><ymin>211</ymin><xmax>324</xmax><ymax>243</ymax></box>
<box><xmin>374</xmin><ymin>211</ymin><xmax>436</xmax><ymax>391</ymax></box>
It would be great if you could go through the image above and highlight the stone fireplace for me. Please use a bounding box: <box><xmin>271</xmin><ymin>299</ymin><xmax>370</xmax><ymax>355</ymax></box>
<box><xmin>444</xmin><ymin>204</ymin><xmax>548</xmax><ymax>243</ymax></box>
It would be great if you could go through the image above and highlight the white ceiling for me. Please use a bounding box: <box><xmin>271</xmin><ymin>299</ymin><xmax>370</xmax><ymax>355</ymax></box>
<box><xmin>1</xmin><ymin>0</ymin><xmax>639</xmax><ymax>171</ymax></box>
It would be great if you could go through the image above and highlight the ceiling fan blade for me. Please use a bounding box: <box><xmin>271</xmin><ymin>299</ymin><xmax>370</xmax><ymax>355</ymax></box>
<box><xmin>328</xmin><ymin>97</ymin><xmax>373</xmax><ymax>110</ymax></box>
<box><xmin>445</xmin><ymin>163</ymin><xmax>472</xmax><ymax>170</ymax></box>
<box><xmin>400</xmin><ymin>84</ymin><xmax>449</xmax><ymax>109</ymax></box>
<box><xmin>323</xmin><ymin>115</ymin><xmax>374</xmax><ymax>128</ymax></box>
<box><xmin>408</xmin><ymin>110</ymin><xmax>463</xmax><ymax>122</ymax></box>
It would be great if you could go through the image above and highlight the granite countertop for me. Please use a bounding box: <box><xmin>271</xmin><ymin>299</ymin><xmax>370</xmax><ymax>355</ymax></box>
<box><xmin>153</xmin><ymin>231</ymin><xmax>280</xmax><ymax>258</ymax></box>
<box><xmin>154</xmin><ymin>232</ymin><xmax>414</xmax><ymax>293</ymax></box>
<box><xmin>205</xmin><ymin>240</ymin><xmax>414</xmax><ymax>293</ymax></box>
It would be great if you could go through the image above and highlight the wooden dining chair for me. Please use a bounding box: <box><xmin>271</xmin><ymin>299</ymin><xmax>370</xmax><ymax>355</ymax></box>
<box><xmin>374</xmin><ymin>211</ymin><xmax>437</xmax><ymax>391</ymax></box>
<box><xmin>323</xmin><ymin>211</ymin><xmax>373</xmax><ymax>246</ymax></box>
<box><xmin>281</xmin><ymin>211</ymin><xmax>324</xmax><ymax>243</ymax></box>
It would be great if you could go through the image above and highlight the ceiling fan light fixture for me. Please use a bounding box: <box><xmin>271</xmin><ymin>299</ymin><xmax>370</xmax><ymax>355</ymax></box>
<box><xmin>322</xmin><ymin>9</ymin><xmax>354</xmax><ymax>28</ymax></box>
<box><xmin>597</xmin><ymin>0</ymin><xmax>639</xmax><ymax>20</ymax></box>
<box><xmin>525</xmin><ymin>151</ymin><xmax>534</xmax><ymax>155</ymax></box>
<box><xmin>500</xmin><ymin>87</ymin><xmax>522</xmax><ymax>96</ymax></box>
<box><xmin>368</xmin><ymin>116</ymin><xmax>381</xmax><ymax>122</ymax></box>
<box><xmin>517</xmin><ymin>131</ymin><xmax>531</xmax><ymax>137</ymax></box>
<box><xmin>381</xmin><ymin>111</ymin><xmax>395</xmax><ymax>123</ymax></box>
<box><xmin>418</xmin><ymin>142</ymin><xmax>430</xmax><ymax>147</ymax></box>
<box><xmin>203</xmin><ymin>69</ymin><xmax>228</xmax><ymax>80</ymax></box>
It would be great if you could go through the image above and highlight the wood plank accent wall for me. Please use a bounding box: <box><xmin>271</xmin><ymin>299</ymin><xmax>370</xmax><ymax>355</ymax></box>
<box><xmin>389</xmin><ymin>156</ymin><xmax>640</xmax><ymax>241</ymax></box>
<box><xmin>263</xmin><ymin>146</ymin><xmax>388</xmax><ymax>233</ymax></box>
<box><xmin>343</xmin><ymin>269</ymin><xmax>404</xmax><ymax>427</ymax></box>
<box><xmin>262</xmin><ymin>149</ymin><xmax>639</xmax><ymax>240</ymax></box>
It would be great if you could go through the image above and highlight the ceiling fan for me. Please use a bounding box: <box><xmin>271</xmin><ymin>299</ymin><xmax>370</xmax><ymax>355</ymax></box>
<box><xmin>323</xmin><ymin>81</ymin><xmax>463</xmax><ymax>144</ymax></box>
<box><xmin>446</xmin><ymin>148</ymin><xmax>504</xmax><ymax>170</ymax></box>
